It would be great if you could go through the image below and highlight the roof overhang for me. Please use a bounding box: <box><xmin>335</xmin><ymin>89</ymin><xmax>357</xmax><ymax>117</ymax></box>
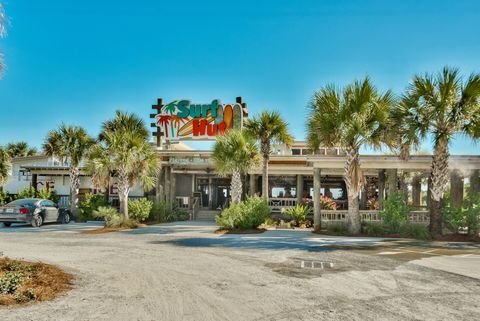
<box><xmin>307</xmin><ymin>155</ymin><xmax>480</xmax><ymax>171</ymax></box>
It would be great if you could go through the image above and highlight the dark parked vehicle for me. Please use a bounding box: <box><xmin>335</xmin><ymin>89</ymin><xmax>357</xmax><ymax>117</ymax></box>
<box><xmin>0</xmin><ymin>198</ymin><xmax>71</xmax><ymax>227</ymax></box>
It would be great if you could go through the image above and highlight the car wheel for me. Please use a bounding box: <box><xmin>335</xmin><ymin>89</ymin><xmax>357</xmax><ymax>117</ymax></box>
<box><xmin>3</xmin><ymin>223</ymin><xmax>11</xmax><ymax>227</ymax></box>
<box><xmin>31</xmin><ymin>215</ymin><xmax>43</xmax><ymax>227</ymax></box>
<box><xmin>62</xmin><ymin>212</ymin><xmax>71</xmax><ymax>224</ymax></box>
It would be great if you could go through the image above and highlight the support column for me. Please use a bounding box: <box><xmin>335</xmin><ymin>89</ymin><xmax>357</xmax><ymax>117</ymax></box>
<box><xmin>164</xmin><ymin>167</ymin><xmax>171</xmax><ymax>205</ymax></box>
<box><xmin>155</xmin><ymin>167</ymin><xmax>165</xmax><ymax>203</ymax></box>
<box><xmin>313</xmin><ymin>168</ymin><xmax>321</xmax><ymax>231</ymax></box>
<box><xmin>191</xmin><ymin>174</ymin><xmax>196</xmax><ymax>195</ymax></box>
<box><xmin>427</xmin><ymin>177</ymin><xmax>432</xmax><ymax>208</ymax></box>
<box><xmin>170</xmin><ymin>171</ymin><xmax>176</xmax><ymax>203</ymax></box>
<box><xmin>470</xmin><ymin>169</ymin><xmax>480</xmax><ymax>195</ymax></box>
<box><xmin>450</xmin><ymin>170</ymin><xmax>464</xmax><ymax>208</ymax></box>
<box><xmin>249</xmin><ymin>174</ymin><xmax>257</xmax><ymax>196</ymax></box>
<box><xmin>412</xmin><ymin>175</ymin><xmax>421</xmax><ymax>208</ymax></box>
<box><xmin>296</xmin><ymin>175</ymin><xmax>304</xmax><ymax>205</ymax></box>
<box><xmin>208</xmin><ymin>177</ymin><xmax>213</xmax><ymax>209</ymax></box>
<box><xmin>378</xmin><ymin>170</ymin><xmax>385</xmax><ymax>210</ymax></box>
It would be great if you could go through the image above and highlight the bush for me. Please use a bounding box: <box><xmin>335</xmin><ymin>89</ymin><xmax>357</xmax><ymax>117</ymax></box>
<box><xmin>260</xmin><ymin>217</ymin><xmax>276</xmax><ymax>228</ymax></box>
<box><xmin>0</xmin><ymin>272</ymin><xmax>24</xmax><ymax>295</ymax></box>
<box><xmin>320</xmin><ymin>196</ymin><xmax>337</xmax><ymax>210</ymax></box>
<box><xmin>16</xmin><ymin>187</ymin><xmax>36</xmax><ymax>199</ymax></box>
<box><xmin>216</xmin><ymin>196</ymin><xmax>271</xmax><ymax>230</ymax></box>
<box><xmin>149</xmin><ymin>201</ymin><xmax>190</xmax><ymax>223</ymax></box>
<box><xmin>362</xmin><ymin>222</ymin><xmax>386</xmax><ymax>236</ymax></box>
<box><xmin>37</xmin><ymin>189</ymin><xmax>60</xmax><ymax>204</ymax></box>
<box><xmin>326</xmin><ymin>223</ymin><xmax>348</xmax><ymax>235</ymax></box>
<box><xmin>303</xmin><ymin>196</ymin><xmax>337</xmax><ymax>210</ymax></box>
<box><xmin>277</xmin><ymin>219</ymin><xmax>293</xmax><ymax>229</ymax></box>
<box><xmin>0</xmin><ymin>190</ymin><xmax>11</xmax><ymax>205</ymax></box>
<box><xmin>443</xmin><ymin>193</ymin><xmax>480</xmax><ymax>235</ymax></box>
<box><xmin>399</xmin><ymin>223</ymin><xmax>431</xmax><ymax>240</ymax></box>
<box><xmin>93</xmin><ymin>206</ymin><xmax>138</xmax><ymax>228</ymax></box>
<box><xmin>128</xmin><ymin>198</ymin><xmax>153</xmax><ymax>222</ymax></box>
<box><xmin>78</xmin><ymin>193</ymin><xmax>108</xmax><ymax>222</ymax></box>
<box><xmin>379</xmin><ymin>192</ymin><xmax>410</xmax><ymax>233</ymax></box>
<box><xmin>284</xmin><ymin>204</ymin><xmax>310</xmax><ymax>223</ymax></box>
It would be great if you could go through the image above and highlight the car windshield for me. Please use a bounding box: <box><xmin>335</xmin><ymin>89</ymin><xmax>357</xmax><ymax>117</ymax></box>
<box><xmin>6</xmin><ymin>199</ymin><xmax>38</xmax><ymax>207</ymax></box>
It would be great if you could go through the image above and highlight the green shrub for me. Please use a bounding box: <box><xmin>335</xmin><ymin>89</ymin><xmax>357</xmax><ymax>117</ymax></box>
<box><xmin>0</xmin><ymin>190</ymin><xmax>11</xmax><ymax>205</ymax></box>
<box><xmin>443</xmin><ymin>193</ymin><xmax>480</xmax><ymax>235</ymax></box>
<box><xmin>260</xmin><ymin>217</ymin><xmax>276</xmax><ymax>228</ymax></box>
<box><xmin>399</xmin><ymin>223</ymin><xmax>431</xmax><ymax>240</ymax></box>
<box><xmin>93</xmin><ymin>206</ymin><xmax>138</xmax><ymax>228</ymax></box>
<box><xmin>128</xmin><ymin>198</ymin><xmax>153</xmax><ymax>222</ymax></box>
<box><xmin>175</xmin><ymin>207</ymin><xmax>190</xmax><ymax>221</ymax></box>
<box><xmin>326</xmin><ymin>223</ymin><xmax>348</xmax><ymax>235</ymax></box>
<box><xmin>284</xmin><ymin>204</ymin><xmax>310</xmax><ymax>223</ymax></box>
<box><xmin>149</xmin><ymin>201</ymin><xmax>190</xmax><ymax>223</ymax></box>
<box><xmin>216</xmin><ymin>196</ymin><xmax>271</xmax><ymax>230</ymax></box>
<box><xmin>277</xmin><ymin>219</ymin><xmax>294</xmax><ymax>229</ymax></box>
<box><xmin>0</xmin><ymin>272</ymin><xmax>24</xmax><ymax>295</ymax></box>
<box><xmin>16</xmin><ymin>187</ymin><xmax>36</xmax><ymax>199</ymax></box>
<box><xmin>37</xmin><ymin>189</ymin><xmax>60</xmax><ymax>203</ymax></box>
<box><xmin>379</xmin><ymin>192</ymin><xmax>410</xmax><ymax>233</ymax></box>
<box><xmin>362</xmin><ymin>222</ymin><xmax>386</xmax><ymax>237</ymax></box>
<box><xmin>78</xmin><ymin>193</ymin><xmax>108</xmax><ymax>222</ymax></box>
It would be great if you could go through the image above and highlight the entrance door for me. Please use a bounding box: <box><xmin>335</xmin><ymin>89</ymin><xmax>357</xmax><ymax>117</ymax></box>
<box><xmin>197</xmin><ymin>180</ymin><xmax>210</xmax><ymax>208</ymax></box>
<box><xmin>214</xmin><ymin>186</ymin><xmax>230</xmax><ymax>210</ymax></box>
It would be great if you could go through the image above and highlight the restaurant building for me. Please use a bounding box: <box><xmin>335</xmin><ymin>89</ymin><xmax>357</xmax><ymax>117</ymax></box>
<box><xmin>3</xmin><ymin>97</ymin><xmax>480</xmax><ymax>224</ymax></box>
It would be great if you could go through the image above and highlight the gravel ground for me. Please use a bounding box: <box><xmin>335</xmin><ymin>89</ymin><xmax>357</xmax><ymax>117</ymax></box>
<box><xmin>0</xmin><ymin>221</ymin><xmax>479</xmax><ymax>321</ymax></box>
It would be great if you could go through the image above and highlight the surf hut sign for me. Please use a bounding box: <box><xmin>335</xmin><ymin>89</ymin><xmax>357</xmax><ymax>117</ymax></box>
<box><xmin>151</xmin><ymin>97</ymin><xmax>246</xmax><ymax>142</ymax></box>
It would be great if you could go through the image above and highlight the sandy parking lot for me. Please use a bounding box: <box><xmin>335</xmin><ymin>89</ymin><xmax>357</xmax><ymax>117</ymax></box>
<box><xmin>0</xmin><ymin>221</ymin><xmax>479</xmax><ymax>321</ymax></box>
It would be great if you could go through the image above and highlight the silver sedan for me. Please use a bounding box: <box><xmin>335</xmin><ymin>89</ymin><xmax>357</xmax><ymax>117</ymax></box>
<box><xmin>0</xmin><ymin>198</ymin><xmax>71</xmax><ymax>227</ymax></box>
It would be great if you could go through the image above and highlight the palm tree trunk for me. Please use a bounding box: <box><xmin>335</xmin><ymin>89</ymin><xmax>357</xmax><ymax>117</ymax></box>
<box><xmin>117</xmin><ymin>173</ymin><xmax>130</xmax><ymax>219</ymax></box>
<box><xmin>262</xmin><ymin>154</ymin><xmax>269</xmax><ymax>201</ymax></box>
<box><xmin>69</xmin><ymin>167</ymin><xmax>80</xmax><ymax>218</ymax></box>
<box><xmin>347</xmin><ymin>194</ymin><xmax>360</xmax><ymax>234</ymax></box>
<box><xmin>429</xmin><ymin>137</ymin><xmax>449</xmax><ymax>237</ymax></box>
<box><xmin>344</xmin><ymin>148</ymin><xmax>362</xmax><ymax>234</ymax></box>
<box><xmin>231</xmin><ymin>169</ymin><xmax>242</xmax><ymax>204</ymax></box>
<box><xmin>261</xmin><ymin>140</ymin><xmax>270</xmax><ymax>201</ymax></box>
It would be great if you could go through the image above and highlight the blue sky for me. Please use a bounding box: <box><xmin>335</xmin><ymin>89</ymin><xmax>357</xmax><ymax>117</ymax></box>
<box><xmin>0</xmin><ymin>0</ymin><xmax>479</xmax><ymax>154</ymax></box>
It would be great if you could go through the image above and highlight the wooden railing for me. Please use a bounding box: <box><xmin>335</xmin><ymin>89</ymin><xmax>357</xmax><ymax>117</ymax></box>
<box><xmin>268</xmin><ymin>198</ymin><xmax>297</xmax><ymax>211</ymax></box>
<box><xmin>176</xmin><ymin>196</ymin><xmax>190</xmax><ymax>209</ymax></box>
<box><xmin>191</xmin><ymin>197</ymin><xmax>200</xmax><ymax>220</ymax></box>
<box><xmin>320</xmin><ymin>210</ymin><xmax>430</xmax><ymax>223</ymax></box>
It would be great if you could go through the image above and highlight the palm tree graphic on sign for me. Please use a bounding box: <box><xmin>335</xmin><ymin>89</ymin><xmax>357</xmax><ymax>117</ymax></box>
<box><xmin>163</xmin><ymin>101</ymin><xmax>178</xmax><ymax>137</ymax></box>
<box><xmin>157</xmin><ymin>115</ymin><xmax>172</xmax><ymax>138</ymax></box>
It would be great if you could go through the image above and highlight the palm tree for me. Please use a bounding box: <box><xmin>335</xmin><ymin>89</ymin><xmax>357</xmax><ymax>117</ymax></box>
<box><xmin>392</xmin><ymin>67</ymin><xmax>480</xmax><ymax>237</ymax></box>
<box><xmin>307</xmin><ymin>77</ymin><xmax>396</xmax><ymax>234</ymax></box>
<box><xmin>0</xmin><ymin>146</ymin><xmax>10</xmax><ymax>188</ymax></box>
<box><xmin>212</xmin><ymin>129</ymin><xmax>260</xmax><ymax>204</ymax></box>
<box><xmin>244</xmin><ymin>111</ymin><xmax>293</xmax><ymax>201</ymax></box>
<box><xmin>0</xmin><ymin>3</ymin><xmax>6</xmax><ymax>75</ymax></box>
<box><xmin>100</xmin><ymin>110</ymin><xmax>149</xmax><ymax>141</ymax></box>
<box><xmin>87</xmin><ymin>112</ymin><xmax>159</xmax><ymax>219</ymax></box>
<box><xmin>43</xmin><ymin>125</ymin><xmax>94</xmax><ymax>217</ymax></box>
<box><xmin>6</xmin><ymin>142</ymin><xmax>37</xmax><ymax>158</ymax></box>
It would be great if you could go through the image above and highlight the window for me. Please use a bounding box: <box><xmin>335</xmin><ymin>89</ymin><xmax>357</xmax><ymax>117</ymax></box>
<box><xmin>291</xmin><ymin>149</ymin><xmax>301</xmax><ymax>155</ymax></box>
<box><xmin>272</xmin><ymin>187</ymin><xmax>296</xmax><ymax>198</ymax></box>
<box><xmin>302</xmin><ymin>149</ymin><xmax>313</xmax><ymax>155</ymax></box>
<box><xmin>41</xmin><ymin>200</ymin><xmax>55</xmax><ymax>207</ymax></box>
